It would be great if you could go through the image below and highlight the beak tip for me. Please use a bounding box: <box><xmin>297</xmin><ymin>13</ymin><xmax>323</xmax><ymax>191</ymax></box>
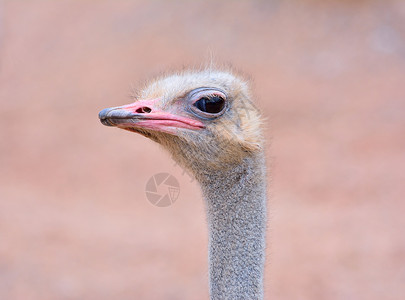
<box><xmin>99</xmin><ymin>108</ymin><xmax>115</xmax><ymax>126</ymax></box>
<box><xmin>99</xmin><ymin>108</ymin><xmax>111</xmax><ymax>120</ymax></box>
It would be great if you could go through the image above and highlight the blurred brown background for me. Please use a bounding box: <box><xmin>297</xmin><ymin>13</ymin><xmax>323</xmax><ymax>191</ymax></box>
<box><xmin>1</xmin><ymin>0</ymin><xmax>404</xmax><ymax>299</ymax></box>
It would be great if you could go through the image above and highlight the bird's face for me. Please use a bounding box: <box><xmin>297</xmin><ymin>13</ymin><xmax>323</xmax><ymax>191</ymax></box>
<box><xmin>99</xmin><ymin>70</ymin><xmax>263</xmax><ymax>171</ymax></box>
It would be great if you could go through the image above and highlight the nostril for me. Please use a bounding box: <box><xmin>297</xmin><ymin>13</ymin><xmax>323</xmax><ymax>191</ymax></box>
<box><xmin>135</xmin><ymin>106</ymin><xmax>152</xmax><ymax>113</ymax></box>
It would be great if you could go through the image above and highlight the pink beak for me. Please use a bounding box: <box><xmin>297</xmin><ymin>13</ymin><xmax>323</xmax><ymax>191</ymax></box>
<box><xmin>99</xmin><ymin>98</ymin><xmax>204</xmax><ymax>135</ymax></box>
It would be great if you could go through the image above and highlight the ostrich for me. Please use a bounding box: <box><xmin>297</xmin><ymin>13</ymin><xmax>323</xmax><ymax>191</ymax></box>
<box><xmin>99</xmin><ymin>69</ymin><xmax>267</xmax><ymax>299</ymax></box>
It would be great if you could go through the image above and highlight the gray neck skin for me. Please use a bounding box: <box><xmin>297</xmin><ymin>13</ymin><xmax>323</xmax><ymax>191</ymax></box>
<box><xmin>196</xmin><ymin>153</ymin><xmax>267</xmax><ymax>300</ymax></box>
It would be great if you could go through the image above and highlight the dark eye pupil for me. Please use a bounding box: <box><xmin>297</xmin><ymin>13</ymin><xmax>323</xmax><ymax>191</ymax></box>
<box><xmin>194</xmin><ymin>96</ymin><xmax>225</xmax><ymax>114</ymax></box>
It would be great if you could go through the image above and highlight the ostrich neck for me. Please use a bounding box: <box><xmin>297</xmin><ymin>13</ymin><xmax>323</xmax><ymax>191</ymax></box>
<box><xmin>197</xmin><ymin>153</ymin><xmax>267</xmax><ymax>300</ymax></box>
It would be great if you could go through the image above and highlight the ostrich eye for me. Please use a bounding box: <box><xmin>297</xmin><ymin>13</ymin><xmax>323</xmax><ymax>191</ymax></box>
<box><xmin>194</xmin><ymin>96</ymin><xmax>225</xmax><ymax>114</ymax></box>
<box><xmin>189</xmin><ymin>88</ymin><xmax>227</xmax><ymax>119</ymax></box>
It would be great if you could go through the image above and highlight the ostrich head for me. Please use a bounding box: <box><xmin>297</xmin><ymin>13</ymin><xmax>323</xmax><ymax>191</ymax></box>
<box><xmin>99</xmin><ymin>70</ymin><xmax>263</xmax><ymax>174</ymax></box>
